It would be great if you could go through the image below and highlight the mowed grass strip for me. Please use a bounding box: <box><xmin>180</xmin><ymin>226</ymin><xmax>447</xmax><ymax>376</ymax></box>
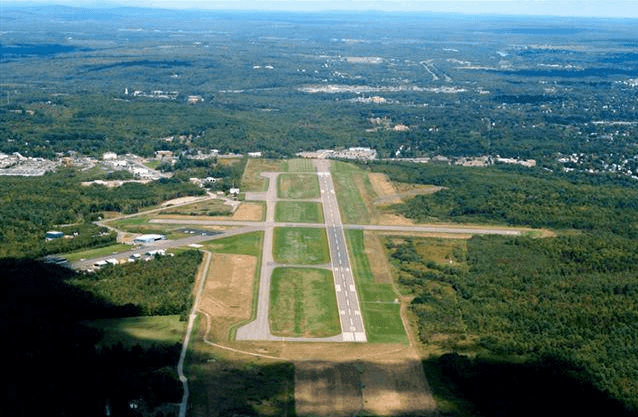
<box><xmin>273</xmin><ymin>227</ymin><xmax>330</xmax><ymax>264</ymax></box>
<box><xmin>202</xmin><ymin>231</ymin><xmax>264</xmax><ymax>257</ymax></box>
<box><xmin>345</xmin><ymin>229</ymin><xmax>408</xmax><ymax>344</ymax></box>
<box><xmin>282</xmin><ymin>158</ymin><xmax>316</xmax><ymax>172</ymax></box>
<box><xmin>275</xmin><ymin>201</ymin><xmax>324</xmax><ymax>223</ymax></box>
<box><xmin>270</xmin><ymin>267</ymin><xmax>341</xmax><ymax>337</ymax></box>
<box><xmin>64</xmin><ymin>243</ymin><xmax>134</xmax><ymax>263</ymax></box>
<box><xmin>277</xmin><ymin>173</ymin><xmax>320</xmax><ymax>199</ymax></box>
<box><xmin>331</xmin><ymin>161</ymin><xmax>372</xmax><ymax>224</ymax></box>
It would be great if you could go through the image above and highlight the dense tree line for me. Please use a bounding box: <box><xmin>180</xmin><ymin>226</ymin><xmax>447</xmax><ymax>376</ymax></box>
<box><xmin>366</xmin><ymin>161</ymin><xmax>638</xmax><ymax>237</ymax></box>
<box><xmin>386</xmin><ymin>235</ymin><xmax>638</xmax><ymax>414</ymax></box>
<box><xmin>71</xmin><ymin>250</ymin><xmax>202</xmax><ymax>317</ymax></box>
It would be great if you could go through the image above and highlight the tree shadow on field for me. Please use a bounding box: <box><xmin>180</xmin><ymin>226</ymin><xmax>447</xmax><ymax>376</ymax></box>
<box><xmin>423</xmin><ymin>353</ymin><xmax>637</xmax><ymax>417</ymax></box>
<box><xmin>0</xmin><ymin>258</ymin><xmax>183</xmax><ymax>417</ymax></box>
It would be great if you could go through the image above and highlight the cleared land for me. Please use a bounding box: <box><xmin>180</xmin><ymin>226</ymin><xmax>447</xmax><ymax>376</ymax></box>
<box><xmin>159</xmin><ymin>198</ymin><xmax>234</xmax><ymax>216</ymax></box>
<box><xmin>274</xmin><ymin>201</ymin><xmax>324</xmax><ymax>223</ymax></box>
<box><xmin>369</xmin><ymin>172</ymin><xmax>402</xmax><ymax>205</ymax></box>
<box><xmin>277</xmin><ymin>173</ymin><xmax>320</xmax><ymax>199</ymax></box>
<box><xmin>232</xmin><ymin>202</ymin><xmax>264</xmax><ymax>221</ymax></box>
<box><xmin>81</xmin><ymin>315</ymin><xmax>186</xmax><ymax>349</ymax></box>
<box><xmin>273</xmin><ymin>227</ymin><xmax>330</xmax><ymax>265</ymax></box>
<box><xmin>241</xmin><ymin>158</ymin><xmax>282</xmax><ymax>192</ymax></box>
<box><xmin>345</xmin><ymin>229</ymin><xmax>407</xmax><ymax>344</ymax></box>
<box><xmin>269</xmin><ymin>267</ymin><xmax>340</xmax><ymax>337</ymax></box>
<box><xmin>198</xmin><ymin>253</ymin><xmax>257</xmax><ymax>340</ymax></box>
<box><xmin>295</xmin><ymin>359</ymin><xmax>436</xmax><ymax>417</ymax></box>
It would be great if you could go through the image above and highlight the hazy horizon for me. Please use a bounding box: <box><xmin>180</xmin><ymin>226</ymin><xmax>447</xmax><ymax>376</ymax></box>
<box><xmin>3</xmin><ymin>0</ymin><xmax>638</xmax><ymax>19</ymax></box>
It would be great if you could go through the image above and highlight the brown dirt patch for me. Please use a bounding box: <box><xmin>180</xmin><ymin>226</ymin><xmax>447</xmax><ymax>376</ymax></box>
<box><xmin>369</xmin><ymin>173</ymin><xmax>402</xmax><ymax>205</ymax></box>
<box><xmin>376</xmin><ymin>212</ymin><xmax>415</xmax><ymax>226</ymax></box>
<box><xmin>241</xmin><ymin>158</ymin><xmax>282</xmax><ymax>192</ymax></box>
<box><xmin>364</xmin><ymin>232</ymin><xmax>393</xmax><ymax>284</ymax></box>
<box><xmin>198</xmin><ymin>253</ymin><xmax>257</xmax><ymax>340</ymax></box>
<box><xmin>232</xmin><ymin>202</ymin><xmax>263</xmax><ymax>221</ymax></box>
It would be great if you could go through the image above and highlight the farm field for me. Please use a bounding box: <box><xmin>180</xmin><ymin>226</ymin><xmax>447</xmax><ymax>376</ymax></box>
<box><xmin>275</xmin><ymin>201</ymin><xmax>324</xmax><ymax>223</ymax></box>
<box><xmin>277</xmin><ymin>173</ymin><xmax>321</xmax><ymax>200</ymax></box>
<box><xmin>269</xmin><ymin>267</ymin><xmax>340</xmax><ymax>337</ymax></box>
<box><xmin>273</xmin><ymin>227</ymin><xmax>330</xmax><ymax>265</ymax></box>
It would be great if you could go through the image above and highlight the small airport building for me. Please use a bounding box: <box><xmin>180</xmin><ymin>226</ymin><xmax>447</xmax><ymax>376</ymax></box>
<box><xmin>133</xmin><ymin>234</ymin><xmax>166</xmax><ymax>244</ymax></box>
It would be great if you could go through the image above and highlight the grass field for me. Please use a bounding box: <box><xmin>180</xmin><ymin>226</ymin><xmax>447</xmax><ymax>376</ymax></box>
<box><xmin>331</xmin><ymin>161</ymin><xmax>373</xmax><ymax>224</ymax></box>
<box><xmin>277</xmin><ymin>173</ymin><xmax>320</xmax><ymax>199</ymax></box>
<box><xmin>81</xmin><ymin>315</ymin><xmax>186</xmax><ymax>349</ymax></box>
<box><xmin>281</xmin><ymin>158</ymin><xmax>315</xmax><ymax>173</ymax></box>
<box><xmin>275</xmin><ymin>201</ymin><xmax>324</xmax><ymax>223</ymax></box>
<box><xmin>203</xmin><ymin>231</ymin><xmax>263</xmax><ymax>257</ymax></box>
<box><xmin>273</xmin><ymin>227</ymin><xmax>330</xmax><ymax>265</ymax></box>
<box><xmin>64</xmin><ymin>243</ymin><xmax>133</xmax><ymax>262</ymax></box>
<box><xmin>345</xmin><ymin>229</ymin><xmax>408</xmax><ymax>344</ymax></box>
<box><xmin>270</xmin><ymin>267</ymin><xmax>341</xmax><ymax>337</ymax></box>
<box><xmin>241</xmin><ymin>158</ymin><xmax>283</xmax><ymax>192</ymax></box>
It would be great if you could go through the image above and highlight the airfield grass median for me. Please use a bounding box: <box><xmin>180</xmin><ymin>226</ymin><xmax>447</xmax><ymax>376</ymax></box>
<box><xmin>277</xmin><ymin>173</ymin><xmax>320</xmax><ymax>199</ymax></box>
<box><xmin>270</xmin><ymin>267</ymin><xmax>341</xmax><ymax>337</ymax></box>
<box><xmin>202</xmin><ymin>230</ymin><xmax>263</xmax><ymax>257</ymax></box>
<box><xmin>345</xmin><ymin>229</ymin><xmax>408</xmax><ymax>344</ymax></box>
<box><xmin>273</xmin><ymin>227</ymin><xmax>330</xmax><ymax>265</ymax></box>
<box><xmin>275</xmin><ymin>201</ymin><xmax>324</xmax><ymax>224</ymax></box>
<box><xmin>331</xmin><ymin>161</ymin><xmax>373</xmax><ymax>224</ymax></box>
<box><xmin>281</xmin><ymin>158</ymin><xmax>316</xmax><ymax>172</ymax></box>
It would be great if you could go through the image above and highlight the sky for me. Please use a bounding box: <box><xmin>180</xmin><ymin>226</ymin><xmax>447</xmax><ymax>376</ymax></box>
<box><xmin>5</xmin><ymin>1</ymin><xmax>638</xmax><ymax>19</ymax></box>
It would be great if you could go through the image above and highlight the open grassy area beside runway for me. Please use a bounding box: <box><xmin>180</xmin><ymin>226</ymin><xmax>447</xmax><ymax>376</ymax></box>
<box><xmin>202</xmin><ymin>231</ymin><xmax>264</xmax><ymax>339</ymax></box>
<box><xmin>277</xmin><ymin>173</ymin><xmax>320</xmax><ymax>199</ymax></box>
<box><xmin>202</xmin><ymin>231</ymin><xmax>263</xmax><ymax>257</ymax></box>
<box><xmin>345</xmin><ymin>229</ymin><xmax>408</xmax><ymax>344</ymax></box>
<box><xmin>275</xmin><ymin>201</ymin><xmax>324</xmax><ymax>224</ymax></box>
<box><xmin>281</xmin><ymin>158</ymin><xmax>316</xmax><ymax>173</ymax></box>
<box><xmin>270</xmin><ymin>267</ymin><xmax>341</xmax><ymax>337</ymax></box>
<box><xmin>331</xmin><ymin>161</ymin><xmax>373</xmax><ymax>224</ymax></box>
<box><xmin>241</xmin><ymin>158</ymin><xmax>283</xmax><ymax>192</ymax></box>
<box><xmin>63</xmin><ymin>243</ymin><xmax>134</xmax><ymax>262</ymax></box>
<box><xmin>81</xmin><ymin>315</ymin><xmax>186</xmax><ymax>349</ymax></box>
<box><xmin>273</xmin><ymin>227</ymin><xmax>330</xmax><ymax>265</ymax></box>
<box><xmin>158</xmin><ymin>198</ymin><xmax>233</xmax><ymax>216</ymax></box>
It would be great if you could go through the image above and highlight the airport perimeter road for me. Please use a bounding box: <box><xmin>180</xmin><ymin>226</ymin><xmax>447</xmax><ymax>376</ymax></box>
<box><xmin>315</xmin><ymin>159</ymin><xmax>367</xmax><ymax>342</ymax></box>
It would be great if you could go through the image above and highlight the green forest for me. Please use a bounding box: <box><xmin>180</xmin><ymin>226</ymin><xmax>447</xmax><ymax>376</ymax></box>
<box><xmin>0</xmin><ymin>169</ymin><xmax>203</xmax><ymax>258</ymax></box>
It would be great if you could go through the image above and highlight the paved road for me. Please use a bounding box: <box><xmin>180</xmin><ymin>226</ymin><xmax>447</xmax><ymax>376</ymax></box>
<box><xmin>149</xmin><ymin>218</ymin><xmax>523</xmax><ymax>236</ymax></box>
